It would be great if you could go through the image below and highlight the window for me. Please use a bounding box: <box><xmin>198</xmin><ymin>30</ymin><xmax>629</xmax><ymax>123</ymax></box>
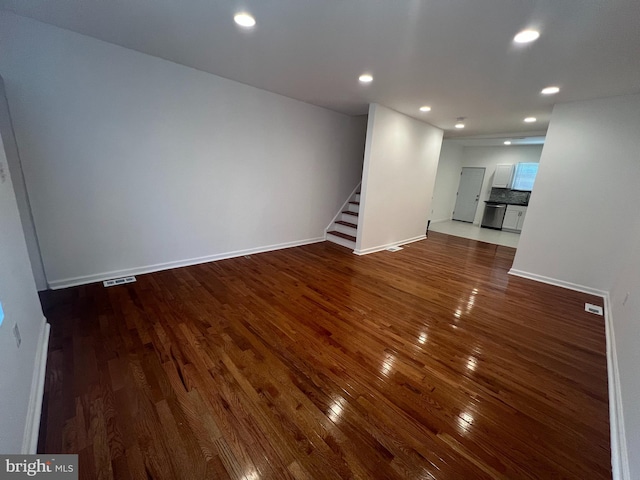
<box><xmin>511</xmin><ymin>163</ymin><xmax>539</xmax><ymax>191</ymax></box>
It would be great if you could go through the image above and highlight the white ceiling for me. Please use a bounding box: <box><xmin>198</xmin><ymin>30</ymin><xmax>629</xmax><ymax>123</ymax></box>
<box><xmin>1</xmin><ymin>0</ymin><xmax>639</xmax><ymax>137</ymax></box>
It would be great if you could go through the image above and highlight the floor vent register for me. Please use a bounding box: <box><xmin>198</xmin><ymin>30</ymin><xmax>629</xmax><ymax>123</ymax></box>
<box><xmin>103</xmin><ymin>276</ymin><xmax>137</xmax><ymax>287</ymax></box>
<box><xmin>585</xmin><ymin>303</ymin><xmax>603</xmax><ymax>316</ymax></box>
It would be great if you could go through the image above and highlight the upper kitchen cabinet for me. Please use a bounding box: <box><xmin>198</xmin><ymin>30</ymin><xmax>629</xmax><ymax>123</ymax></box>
<box><xmin>492</xmin><ymin>164</ymin><xmax>514</xmax><ymax>188</ymax></box>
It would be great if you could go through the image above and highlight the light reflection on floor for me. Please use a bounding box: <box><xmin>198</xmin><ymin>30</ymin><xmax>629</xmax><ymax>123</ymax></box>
<box><xmin>327</xmin><ymin>396</ymin><xmax>346</xmax><ymax>424</ymax></box>
<box><xmin>457</xmin><ymin>411</ymin><xmax>475</xmax><ymax>434</ymax></box>
<box><xmin>466</xmin><ymin>356</ymin><xmax>478</xmax><ymax>371</ymax></box>
<box><xmin>380</xmin><ymin>354</ymin><xmax>395</xmax><ymax>377</ymax></box>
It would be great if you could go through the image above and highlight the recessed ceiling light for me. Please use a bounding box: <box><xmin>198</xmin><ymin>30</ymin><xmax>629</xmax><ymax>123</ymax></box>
<box><xmin>234</xmin><ymin>12</ymin><xmax>256</xmax><ymax>28</ymax></box>
<box><xmin>504</xmin><ymin>141</ymin><xmax>512</xmax><ymax>145</ymax></box>
<box><xmin>513</xmin><ymin>29</ymin><xmax>540</xmax><ymax>44</ymax></box>
<box><xmin>419</xmin><ymin>106</ymin><xmax>431</xmax><ymax>112</ymax></box>
<box><xmin>524</xmin><ymin>117</ymin><xmax>537</xmax><ymax>123</ymax></box>
<box><xmin>541</xmin><ymin>86</ymin><xmax>560</xmax><ymax>95</ymax></box>
<box><xmin>455</xmin><ymin>123</ymin><xmax>465</xmax><ymax>129</ymax></box>
<box><xmin>359</xmin><ymin>74</ymin><xmax>373</xmax><ymax>83</ymax></box>
<box><xmin>454</xmin><ymin>117</ymin><xmax>466</xmax><ymax>129</ymax></box>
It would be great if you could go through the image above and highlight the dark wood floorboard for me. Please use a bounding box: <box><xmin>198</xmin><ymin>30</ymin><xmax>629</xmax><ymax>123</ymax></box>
<box><xmin>38</xmin><ymin>232</ymin><xmax>611</xmax><ymax>479</ymax></box>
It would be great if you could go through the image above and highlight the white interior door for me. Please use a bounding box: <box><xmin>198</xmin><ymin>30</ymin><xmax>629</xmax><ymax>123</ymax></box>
<box><xmin>452</xmin><ymin>167</ymin><xmax>485</xmax><ymax>223</ymax></box>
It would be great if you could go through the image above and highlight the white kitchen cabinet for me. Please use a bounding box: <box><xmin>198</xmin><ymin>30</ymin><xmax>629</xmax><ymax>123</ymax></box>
<box><xmin>502</xmin><ymin>205</ymin><xmax>527</xmax><ymax>232</ymax></box>
<box><xmin>492</xmin><ymin>164</ymin><xmax>514</xmax><ymax>188</ymax></box>
<box><xmin>502</xmin><ymin>208</ymin><xmax>519</xmax><ymax>231</ymax></box>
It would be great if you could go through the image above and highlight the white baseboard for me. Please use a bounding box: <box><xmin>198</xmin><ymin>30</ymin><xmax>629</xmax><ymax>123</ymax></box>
<box><xmin>48</xmin><ymin>237</ymin><xmax>325</xmax><ymax>290</ymax></box>
<box><xmin>22</xmin><ymin>318</ymin><xmax>50</xmax><ymax>454</ymax></box>
<box><xmin>354</xmin><ymin>235</ymin><xmax>426</xmax><ymax>256</ymax></box>
<box><xmin>507</xmin><ymin>270</ymin><xmax>629</xmax><ymax>479</ymax></box>
<box><xmin>508</xmin><ymin>269</ymin><xmax>608</xmax><ymax>297</ymax></box>
<box><xmin>603</xmin><ymin>294</ymin><xmax>630</xmax><ymax>480</ymax></box>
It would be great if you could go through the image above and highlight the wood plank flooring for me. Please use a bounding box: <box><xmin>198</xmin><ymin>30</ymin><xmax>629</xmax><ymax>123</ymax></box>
<box><xmin>38</xmin><ymin>232</ymin><xmax>611</xmax><ymax>479</ymax></box>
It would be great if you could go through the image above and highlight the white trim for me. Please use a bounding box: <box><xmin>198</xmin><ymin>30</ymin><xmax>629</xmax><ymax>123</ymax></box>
<box><xmin>507</xmin><ymin>269</ymin><xmax>608</xmax><ymax>297</ymax></box>
<box><xmin>22</xmin><ymin>318</ymin><xmax>50</xmax><ymax>454</ymax></box>
<box><xmin>604</xmin><ymin>294</ymin><xmax>630</xmax><ymax>480</ymax></box>
<box><xmin>353</xmin><ymin>235</ymin><xmax>426</xmax><ymax>256</ymax></box>
<box><xmin>324</xmin><ymin>182</ymin><xmax>362</xmax><ymax>235</ymax></box>
<box><xmin>48</xmin><ymin>237</ymin><xmax>325</xmax><ymax>290</ymax></box>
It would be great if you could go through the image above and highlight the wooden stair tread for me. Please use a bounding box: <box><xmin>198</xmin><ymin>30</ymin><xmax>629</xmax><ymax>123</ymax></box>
<box><xmin>349</xmin><ymin>201</ymin><xmax>360</xmax><ymax>205</ymax></box>
<box><xmin>327</xmin><ymin>231</ymin><xmax>356</xmax><ymax>242</ymax></box>
<box><xmin>335</xmin><ymin>220</ymin><xmax>357</xmax><ymax>228</ymax></box>
<box><xmin>342</xmin><ymin>210</ymin><xmax>358</xmax><ymax>216</ymax></box>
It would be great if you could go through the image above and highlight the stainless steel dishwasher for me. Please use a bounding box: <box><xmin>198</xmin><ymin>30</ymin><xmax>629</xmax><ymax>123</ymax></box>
<box><xmin>481</xmin><ymin>203</ymin><xmax>507</xmax><ymax>229</ymax></box>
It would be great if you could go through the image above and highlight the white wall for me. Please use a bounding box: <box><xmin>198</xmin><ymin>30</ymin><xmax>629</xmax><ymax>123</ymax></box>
<box><xmin>357</xmin><ymin>104</ymin><xmax>443</xmax><ymax>253</ymax></box>
<box><xmin>511</xmin><ymin>94</ymin><xmax>640</xmax><ymax>479</ymax></box>
<box><xmin>0</xmin><ymin>77</ymin><xmax>47</xmax><ymax>291</ymax></box>
<box><xmin>609</xmin><ymin>213</ymin><xmax>640</xmax><ymax>480</ymax></box>
<box><xmin>430</xmin><ymin>140</ymin><xmax>463</xmax><ymax>223</ymax></box>
<box><xmin>512</xmin><ymin>95</ymin><xmax>640</xmax><ymax>292</ymax></box>
<box><xmin>0</xmin><ymin>13</ymin><xmax>366</xmax><ymax>288</ymax></box>
<box><xmin>0</xmin><ymin>131</ymin><xmax>48</xmax><ymax>453</ymax></box>
<box><xmin>461</xmin><ymin>145</ymin><xmax>542</xmax><ymax>225</ymax></box>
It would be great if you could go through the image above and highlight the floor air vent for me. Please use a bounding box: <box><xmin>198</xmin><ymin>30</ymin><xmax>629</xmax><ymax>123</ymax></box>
<box><xmin>585</xmin><ymin>303</ymin><xmax>603</xmax><ymax>316</ymax></box>
<box><xmin>103</xmin><ymin>276</ymin><xmax>137</xmax><ymax>287</ymax></box>
<box><xmin>386</xmin><ymin>246</ymin><xmax>404</xmax><ymax>252</ymax></box>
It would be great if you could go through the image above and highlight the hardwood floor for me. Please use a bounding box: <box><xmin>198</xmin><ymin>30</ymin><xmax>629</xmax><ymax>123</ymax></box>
<box><xmin>38</xmin><ymin>233</ymin><xmax>611</xmax><ymax>479</ymax></box>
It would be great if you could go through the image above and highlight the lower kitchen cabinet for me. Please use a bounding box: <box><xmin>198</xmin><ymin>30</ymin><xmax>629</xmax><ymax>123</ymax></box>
<box><xmin>502</xmin><ymin>205</ymin><xmax>527</xmax><ymax>232</ymax></box>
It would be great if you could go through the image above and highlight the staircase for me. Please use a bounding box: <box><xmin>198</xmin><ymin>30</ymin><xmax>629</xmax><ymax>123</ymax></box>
<box><xmin>326</xmin><ymin>189</ymin><xmax>360</xmax><ymax>250</ymax></box>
